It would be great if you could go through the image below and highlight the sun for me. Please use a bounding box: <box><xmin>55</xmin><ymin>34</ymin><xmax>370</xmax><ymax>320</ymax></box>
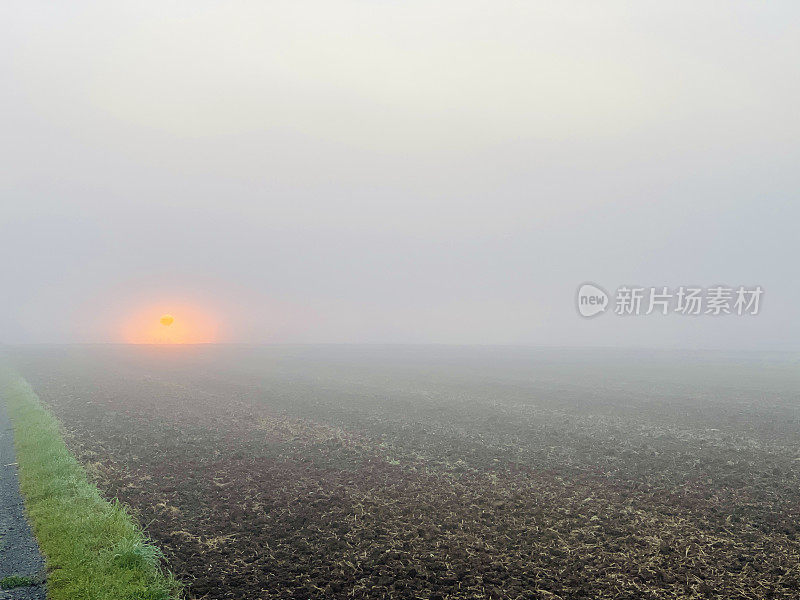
<box><xmin>122</xmin><ymin>304</ymin><xmax>218</xmax><ymax>344</ymax></box>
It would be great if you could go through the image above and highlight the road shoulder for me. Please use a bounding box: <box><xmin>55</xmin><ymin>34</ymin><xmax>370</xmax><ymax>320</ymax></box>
<box><xmin>0</xmin><ymin>397</ymin><xmax>46</xmax><ymax>600</ymax></box>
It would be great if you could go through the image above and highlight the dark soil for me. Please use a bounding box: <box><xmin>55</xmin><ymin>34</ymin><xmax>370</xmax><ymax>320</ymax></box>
<box><xmin>10</xmin><ymin>346</ymin><xmax>800</xmax><ymax>599</ymax></box>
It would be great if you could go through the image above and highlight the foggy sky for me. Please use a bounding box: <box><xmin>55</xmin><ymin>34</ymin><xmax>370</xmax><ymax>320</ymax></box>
<box><xmin>2</xmin><ymin>1</ymin><xmax>799</xmax><ymax>348</ymax></box>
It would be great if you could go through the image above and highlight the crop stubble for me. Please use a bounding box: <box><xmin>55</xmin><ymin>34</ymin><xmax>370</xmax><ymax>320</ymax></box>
<box><xmin>14</xmin><ymin>348</ymin><xmax>800</xmax><ymax>599</ymax></box>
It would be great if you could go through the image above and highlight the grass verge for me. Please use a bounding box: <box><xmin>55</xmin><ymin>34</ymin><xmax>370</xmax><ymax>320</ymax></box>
<box><xmin>1</xmin><ymin>370</ymin><xmax>182</xmax><ymax>600</ymax></box>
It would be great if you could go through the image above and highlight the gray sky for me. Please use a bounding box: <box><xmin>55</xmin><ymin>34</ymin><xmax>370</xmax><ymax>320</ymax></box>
<box><xmin>2</xmin><ymin>1</ymin><xmax>799</xmax><ymax>348</ymax></box>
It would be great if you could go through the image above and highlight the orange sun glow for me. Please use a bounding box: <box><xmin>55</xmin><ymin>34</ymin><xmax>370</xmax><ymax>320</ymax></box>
<box><xmin>122</xmin><ymin>304</ymin><xmax>219</xmax><ymax>344</ymax></box>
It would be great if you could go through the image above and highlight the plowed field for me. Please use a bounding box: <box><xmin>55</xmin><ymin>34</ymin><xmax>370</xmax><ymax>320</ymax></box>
<box><xmin>11</xmin><ymin>346</ymin><xmax>800</xmax><ymax>599</ymax></box>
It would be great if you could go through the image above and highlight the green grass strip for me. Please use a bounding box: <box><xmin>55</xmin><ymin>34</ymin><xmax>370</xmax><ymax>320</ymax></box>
<box><xmin>1</xmin><ymin>370</ymin><xmax>182</xmax><ymax>600</ymax></box>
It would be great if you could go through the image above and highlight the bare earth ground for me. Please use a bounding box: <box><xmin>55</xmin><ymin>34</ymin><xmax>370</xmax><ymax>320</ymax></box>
<box><xmin>9</xmin><ymin>346</ymin><xmax>800</xmax><ymax>599</ymax></box>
